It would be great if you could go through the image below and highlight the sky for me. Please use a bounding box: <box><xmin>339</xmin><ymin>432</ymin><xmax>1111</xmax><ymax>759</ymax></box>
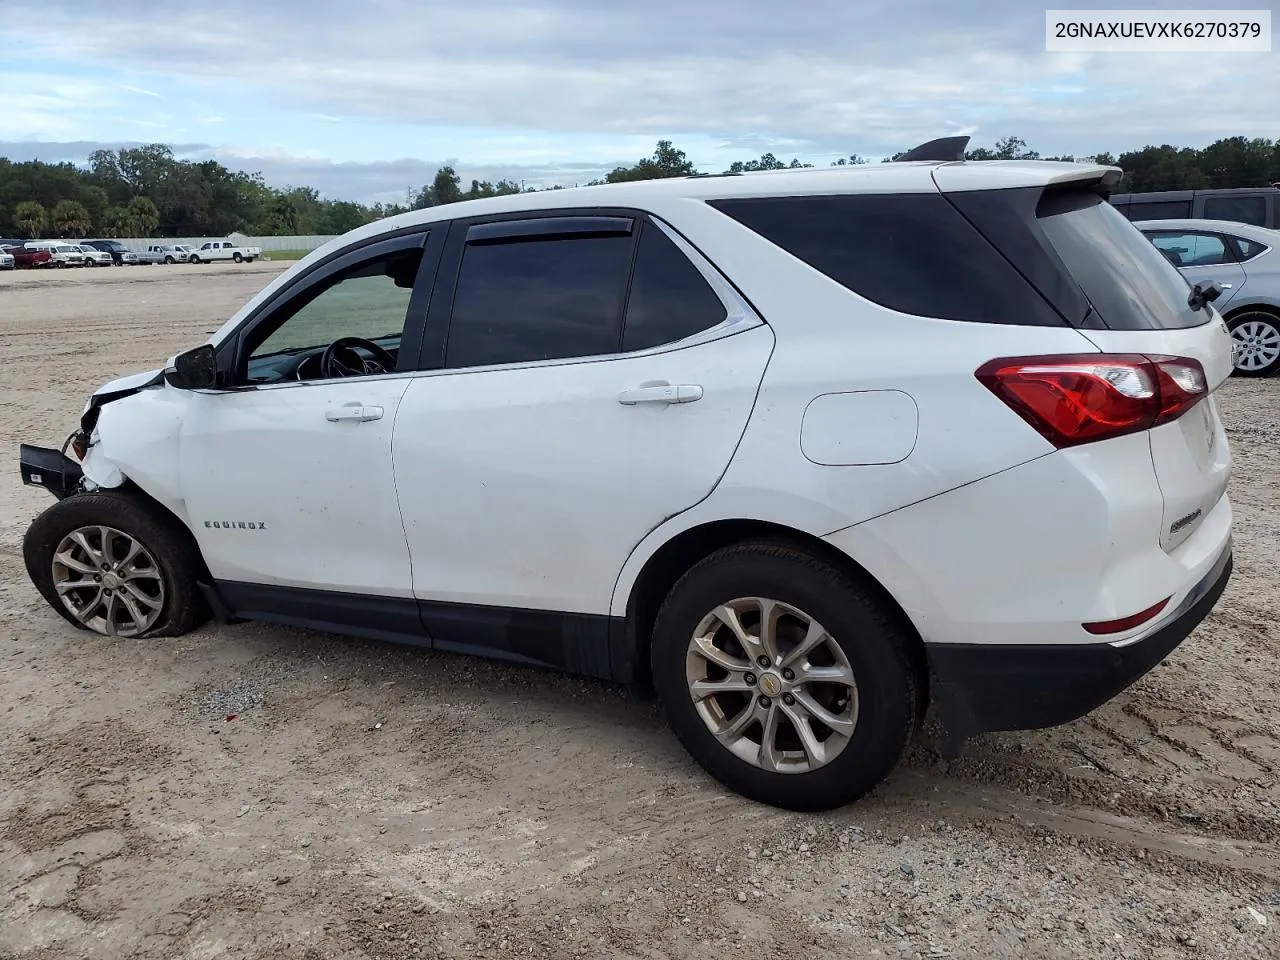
<box><xmin>1</xmin><ymin>1</ymin><xmax>1275</xmax><ymax>205</ymax></box>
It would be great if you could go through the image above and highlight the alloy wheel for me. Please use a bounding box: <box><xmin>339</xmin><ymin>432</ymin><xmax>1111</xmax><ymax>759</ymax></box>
<box><xmin>685</xmin><ymin>596</ymin><xmax>859</xmax><ymax>774</ymax></box>
<box><xmin>51</xmin><ymin>525</ymin><xmax>165</xmax><ymax>637</ymax></box>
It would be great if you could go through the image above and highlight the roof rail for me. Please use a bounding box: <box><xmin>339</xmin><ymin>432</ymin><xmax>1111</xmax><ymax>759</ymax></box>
<box><xmin>895</xmin><ymin>135</ymin><xmax>970</xmax><ymax>162</ymax></box>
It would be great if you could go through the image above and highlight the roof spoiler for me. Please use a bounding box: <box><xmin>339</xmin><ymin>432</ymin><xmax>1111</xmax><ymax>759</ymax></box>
<box><xmin>895</xmin><ymin>136</ymin><xmax>970</xmax><ymax>162</ymax></box>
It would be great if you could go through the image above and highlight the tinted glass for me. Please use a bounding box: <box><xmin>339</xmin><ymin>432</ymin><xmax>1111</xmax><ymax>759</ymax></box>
<box><xmin>1126</xmin><ymin>200</ymin><xmax>1193</xmax><ymax>220</ymax></box>
<box><xmin>709</xmin><ymin>194</ymin><xmax>1063</xmax><ymax>325</ymax></box>
<box><xmin>1236</xmin><ymin>237</ymin><xmax>1269</xmax><ymax>261</ymax></box>
<box><xmin>446</xmin><ymin>235</ymin><xmax>632</xmax><ymax>368</ymax></box>
<box><xmin>1146</xmin><ymin>232</ymin><xmax>1232</xmax><ymax>267</ymax></box>
<box><xmin>1202</xmin><ymin>195</ymin><xmax>1268</xmax><ymax>226</ymax></box>
<box><xmin>1038</xmin><ymin>192</ymin><xmax>1204</xmax><ymax>330</ymax></box>
<box><xmin>623</xmin><ymin>223</ymin><xmax>727</xmax><ymax>351</ymax></box>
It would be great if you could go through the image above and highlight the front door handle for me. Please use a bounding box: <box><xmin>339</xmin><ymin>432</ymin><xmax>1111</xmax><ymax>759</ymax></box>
<box><xmin>617</xmin><ymin>382</ymin><xmax>704</xmax><ymax>405</ymax></box>
<box><xmin>325</xmin><ymin>403</ymin><xmax>384</xmax><ymax>422</ymax></box>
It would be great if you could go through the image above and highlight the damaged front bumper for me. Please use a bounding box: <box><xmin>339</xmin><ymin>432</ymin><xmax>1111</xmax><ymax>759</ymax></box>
<box><xmin>19</xmin><ymin>443</ymin><xmax>85</xmax><ymax>500</ymax></box>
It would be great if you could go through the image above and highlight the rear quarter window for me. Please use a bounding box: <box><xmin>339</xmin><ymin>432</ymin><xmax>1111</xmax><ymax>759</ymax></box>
<box><xmin>707</xmin><ymin>193</ymin><xmax>1064</xmax><ymax>326</ymax></box>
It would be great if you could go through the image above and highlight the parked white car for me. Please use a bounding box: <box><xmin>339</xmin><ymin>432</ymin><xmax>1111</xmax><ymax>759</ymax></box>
<box><xmin>1133</xmin><ymin>218</ymin><xmax>1280</xmax><ymax>377</ymax></box>
<box><xmin>0</xmin><ymin>249</ymin><xmax>14</xmax><ymax>270</ymax></box>
<box><xmin>18</xmin><ymin>139</ymin><xmax>1235</xmax><ymax>811</ymax></box>
<box><xmin>74</xmin><ymin>244</ymin><xmax>115</xmax><ymax>267</ymax></box>
<box><xmin>24</xmin><ymin>241</ymin><xmax>86</xmax><ymax>267</ymax></box>
<box><xmin>189</xmin><ymin>240</ymin><xmax>261</xmax><ymax>263</ymax></box>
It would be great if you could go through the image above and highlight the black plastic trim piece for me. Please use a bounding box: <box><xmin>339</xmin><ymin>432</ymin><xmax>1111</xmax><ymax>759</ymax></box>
<box><xmin>466</xmin><ymin>216</ymin><xmax>634</xmax><ymax>244</ymax></box>
<box><xmin>19</xmin><ymin>444</ymin><xmax>84</xmax><ymax>500</ymax></box>
<box><xmin>211</xmin><ymin>581</ymin><xmax>628</xmax><ymax>681</ymax></box>
<box><xmin>927</xmin><ymin>546</ymin><xmax>1232</xmax><ymax>756</ymax></box>
<box><xmin>216</xmin><ymin>581</ymin><xmax>430</xmax><ymax>647</ymax></box>
<box><xmin>421</xmin><ymin>600</ymin><xmax>618</xmax><ymax>682</ymax></box>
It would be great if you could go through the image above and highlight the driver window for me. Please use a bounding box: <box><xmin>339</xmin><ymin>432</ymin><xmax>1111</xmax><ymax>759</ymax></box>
<box><xmin>242</xmin><ymin>245</ymin><xmax>425</xmax><ymax>385</ymax></box>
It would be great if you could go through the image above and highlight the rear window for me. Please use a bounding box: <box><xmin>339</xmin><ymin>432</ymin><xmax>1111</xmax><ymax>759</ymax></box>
<box><xmin>1037</xmin><ymin>191</ymin><xmax>1205</xmax><ymax>330</ymax></box>
<box><xmin>707</xmin><ymin>193</ymin><xmax>1064</xmax><ymax>326</ymax></box>
<box><xmin>1202</xmin><ymin>194</ymin><xmax>1268</xmax><ymax>226</ymax></box>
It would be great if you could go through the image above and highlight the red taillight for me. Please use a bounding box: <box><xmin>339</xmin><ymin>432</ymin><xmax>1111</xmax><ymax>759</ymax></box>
<box><xmin>1082</xmin><ymin>596</ymin><xmax>1171</xmax><ymax>635</ymax></box>
<box><xmin>975</xmin><ymin>353</ymin><xmax>1207</xmax><ymax>448</ymax></box>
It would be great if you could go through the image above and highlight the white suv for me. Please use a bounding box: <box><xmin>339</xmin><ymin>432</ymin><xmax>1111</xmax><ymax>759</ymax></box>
<box><xmin>19</xmin><ymin>138</ymin><xmax>1235</xmax><ymax>810</ymax></box>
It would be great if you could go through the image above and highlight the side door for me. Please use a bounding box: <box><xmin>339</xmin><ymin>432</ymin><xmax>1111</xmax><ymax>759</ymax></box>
<box><xmin>177</xmin><ymin>229</ymin><xmax>443</xmax><ymax>636</ymax></box>
<box><xmin>392</xmin><ymin>212</ymin><xmax>774</xmax><ymax>673</ymax></box>
<box><xmin>1143</xmin><ymin>229</ymin><xmax>1246</xmax><ymax>308</ymax></box>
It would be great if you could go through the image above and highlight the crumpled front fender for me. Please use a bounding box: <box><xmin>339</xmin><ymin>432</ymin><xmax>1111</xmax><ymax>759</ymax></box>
<box><xmin>80</xmin><ymin>441</ymin><xmax>126</xmax><ymax>489</ymax></box>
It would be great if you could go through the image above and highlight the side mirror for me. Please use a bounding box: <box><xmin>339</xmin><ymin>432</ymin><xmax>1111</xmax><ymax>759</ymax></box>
<box><xmin>166</xmin><ymin>344</ymin><xmax>219</xmax><ymax>390</ymax></box>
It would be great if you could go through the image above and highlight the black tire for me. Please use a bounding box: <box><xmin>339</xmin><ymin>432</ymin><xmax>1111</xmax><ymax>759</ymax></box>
<box><xmin>650</xmin><ymin>541</ymin><xmax>919</xmax><ymax>811</ymax></box>
<box><xmin>1226</xmin><ymin>310</ymin><xmax>1280</xmax><ymax>377</ymax></box>
<box><xmin>23</xmin><ymin>490</ymin><xmax>210</xmax><ymax>638</ymax></box>
<box><xmin>233</xmin><ymin>252</ymin><xmax>243</xmax><ymax>263</ymax></box>
<box><xmin>189</xmin><ymin>254</ymin><xmax>200</xmax><ymax>264</ymax></box>
<box><xmin>164</xmin><ymin>256</ymin><xmax>174</xmax><ymax>264</ymax></box>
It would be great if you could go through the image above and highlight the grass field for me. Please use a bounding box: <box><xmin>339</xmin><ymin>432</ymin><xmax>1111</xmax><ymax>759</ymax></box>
<box><xmin>262</xmin><ymin>248</ymin><xmax>313</xmax><ymax>261</ymax></box>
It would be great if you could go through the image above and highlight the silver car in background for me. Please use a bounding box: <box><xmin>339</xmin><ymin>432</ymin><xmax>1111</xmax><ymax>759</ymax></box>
<box><xmin>1135</xmin><ymin>218</ymin><xmax>1280</xmax><ymax>376</ymax></box>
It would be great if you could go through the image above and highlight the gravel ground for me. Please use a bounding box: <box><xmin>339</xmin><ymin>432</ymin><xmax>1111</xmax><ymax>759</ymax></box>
<box><xmin>1</xmin><ymin>263</ymin><xmax>1278</xmax><ymax>960</ymax></box>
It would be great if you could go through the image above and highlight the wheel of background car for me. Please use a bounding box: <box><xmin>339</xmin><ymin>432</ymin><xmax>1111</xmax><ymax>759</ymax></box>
<box><xmin>320</xmin><ymin>337</ymin><xmax>396</xmax><ymax>379</ymax></box>
<box><xmin>189</xmin><ymin>254</ymin><xmax>200</xmax><ymax>264</ymax></box>
<box><xmin>233</xmin><ymin>252</ymin><xmax>243</xmax><ymax>263</ymax></box>
<box><xmin>21</xmin><ymin>490</ymin><xmax>210</xmax><ymax>639</ymax></box>
<box><xmin>649</xmin><ymin>540</ymin><xmax>919</xmax><ymax>811</ymax></box>
<box><xmin>1227</xmin><ymin>311</ymin><xmax>1280</xmax><ymax>377</ymax></box>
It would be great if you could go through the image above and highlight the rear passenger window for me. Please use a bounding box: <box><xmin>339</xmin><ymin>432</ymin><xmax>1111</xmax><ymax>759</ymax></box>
<box><xmin>708</xmin><ymin>193</ymin><xmax>1063</xmax><ymax>326</ymax></box>
<box><xmin>623</xmin><ymin>223</ymin><xmax>727</xmax><ymax>352</ymax></box>
<box><xmin>1147</xmin><ymin>232</ymin><xmax>1232</xmax><ymax>267</ymax></box>
<box><xmin>1235</xmin><ymin>237</ymin><xmax>1269</xmax><ymax>261</ymax></box>
<box><xmin>445</xmin><ymin>235</ymin><xmax>632</xmax><ymax>368</ymax></box>
<box><xmin>1202</xmin><ymin>195</ymin><xmax>1268</xmax><ymax>226</ymax></box>
<box><xmin>1126</xmin><ymin>200</ymin><xmax>1193</xmax><ymax>220</ymax></box>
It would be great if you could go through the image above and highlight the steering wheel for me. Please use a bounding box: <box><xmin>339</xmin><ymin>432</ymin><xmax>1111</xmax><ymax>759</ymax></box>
<box><xmin>319</xmin><ymin>337</ymin><xmax>396</xmax><ymax>379</ymax></box>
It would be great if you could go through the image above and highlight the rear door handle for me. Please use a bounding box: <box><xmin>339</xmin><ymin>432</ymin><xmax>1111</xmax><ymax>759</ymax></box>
<box><xmin>617</xmin><ymin>383</ymin><xmax>704</xmax><ymax>405</ymax></box>
<box><xmin>325</xmin><ymin>403</ymin><xmax>384</xmax><ymax>422</ymax></box>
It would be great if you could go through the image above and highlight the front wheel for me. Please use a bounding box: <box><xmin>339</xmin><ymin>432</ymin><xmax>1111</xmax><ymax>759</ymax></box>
<box><xmin>23</xmin><ymin>491</ymin><xmax>210</xmax><ymax>639</ymax></box>
<box><xmin>189</xmin><ymin>254</ymin><xmax>200</xmax><ymax>264</ymax></box>
<box><xmin>1228</xmin><ymin>311</ymin><xmax>1280</xmax><ymax>377</ymax></box>
<box><xmin>651</xmin><ymin>541</ymin><xmax>920</xmax><ymax>811</ymax></box>
<box><xmin>232</xmin><ymin>252</ymin><xmax>243</xmax><ymax>263</ymax></box>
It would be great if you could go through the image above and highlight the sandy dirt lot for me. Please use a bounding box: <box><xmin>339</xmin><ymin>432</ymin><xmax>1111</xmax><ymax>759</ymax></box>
<box><xmin>1</xmin><ymin>263</ymin><xmax>1278</xmax><ymax>960</ymax></box>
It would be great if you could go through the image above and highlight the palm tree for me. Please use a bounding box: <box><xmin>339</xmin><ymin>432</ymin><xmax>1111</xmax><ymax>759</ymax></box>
<box><xmin>52</xmin><ymin>199</ymin><xmax>92</xmax><ymax>238</ymax></box>
<box><xmin>14</xmin><ymin>200</ymin><xmax>49</xmax><ymax>238</ymax></box>
<box><xmin>127</xmin><ymin>196</ymin><xmax>160</xmax><ymax>236</ymax></box>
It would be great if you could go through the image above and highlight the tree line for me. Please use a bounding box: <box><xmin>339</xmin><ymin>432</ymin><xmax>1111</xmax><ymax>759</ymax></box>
<box><xmin>2</xmin><ymin>136</ymin><xmax>1278</xmax><ymax>241</ymax></box>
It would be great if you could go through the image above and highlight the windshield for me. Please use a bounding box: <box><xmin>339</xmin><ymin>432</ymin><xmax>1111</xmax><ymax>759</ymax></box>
<box><xmin>1037</xmin><ymin>191</ymin><xmax>1206</xmax><ymax>330</ymax></box>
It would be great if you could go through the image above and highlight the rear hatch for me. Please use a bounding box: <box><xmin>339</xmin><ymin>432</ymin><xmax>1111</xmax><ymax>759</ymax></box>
<box><xmin>1033</xmin><ymin>192</ymin><xmax>1233</xmax><ymax>552</ymax></box>
<box><xmin>939</xmin><ymin>168</ymin><xmax>1233</xmax><ymax>553</ymax></box>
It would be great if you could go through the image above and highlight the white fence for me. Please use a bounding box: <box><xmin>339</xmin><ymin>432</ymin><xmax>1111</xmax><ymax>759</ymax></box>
<box><xmin>110</xmin><ymin>234</ymin><xmax>338</xmax><ymax>253</ymax></box>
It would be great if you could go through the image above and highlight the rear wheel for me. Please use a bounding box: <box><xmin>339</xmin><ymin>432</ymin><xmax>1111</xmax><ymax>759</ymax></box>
<box><xmin>1228</xmin><ymin>311</ymin><xmax>1280</xmax><ymax>377</ymax></box>
<box><xmin>23</xmin><ymin>491</ymin><xmax>210</xmax><ymax>639</ymax></box>
<box><xmin>650</xmin><ymin>541</ymin><xmax>919</xmax><ymax>811</ymax></box>
<box><xmin>164</xmin><ymin>256</ymin><xmax>174</xmax><ymax>264</ymax></box>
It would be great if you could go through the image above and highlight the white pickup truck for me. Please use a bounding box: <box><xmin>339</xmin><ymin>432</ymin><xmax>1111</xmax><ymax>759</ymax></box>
<box><xmin>189</xmin><ymin>240</ymin><xmax>262</xmax><ymax>264</ymax></box>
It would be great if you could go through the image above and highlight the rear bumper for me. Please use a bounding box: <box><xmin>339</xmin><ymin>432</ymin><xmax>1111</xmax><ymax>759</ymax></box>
<box><xmin>927</xmin><ymin>541</ymin><xmax>1232</xmax><ymax>753</ymax></box>
<box><xmin>19</xmin><ymin>444</ymin><xmax>84</xmax><ymax>499</ymax></box>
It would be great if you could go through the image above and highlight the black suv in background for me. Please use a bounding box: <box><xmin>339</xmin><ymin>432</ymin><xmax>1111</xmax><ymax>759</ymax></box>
<box><xmin>81</xmin><ymin>239</ymin><xmax>139</xmax><ymax>265</ymax></box>
<box><xmin>1109</xmin><ymin>186</ymin><xmax>1280</xmax><ymax>229</ymax></box>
